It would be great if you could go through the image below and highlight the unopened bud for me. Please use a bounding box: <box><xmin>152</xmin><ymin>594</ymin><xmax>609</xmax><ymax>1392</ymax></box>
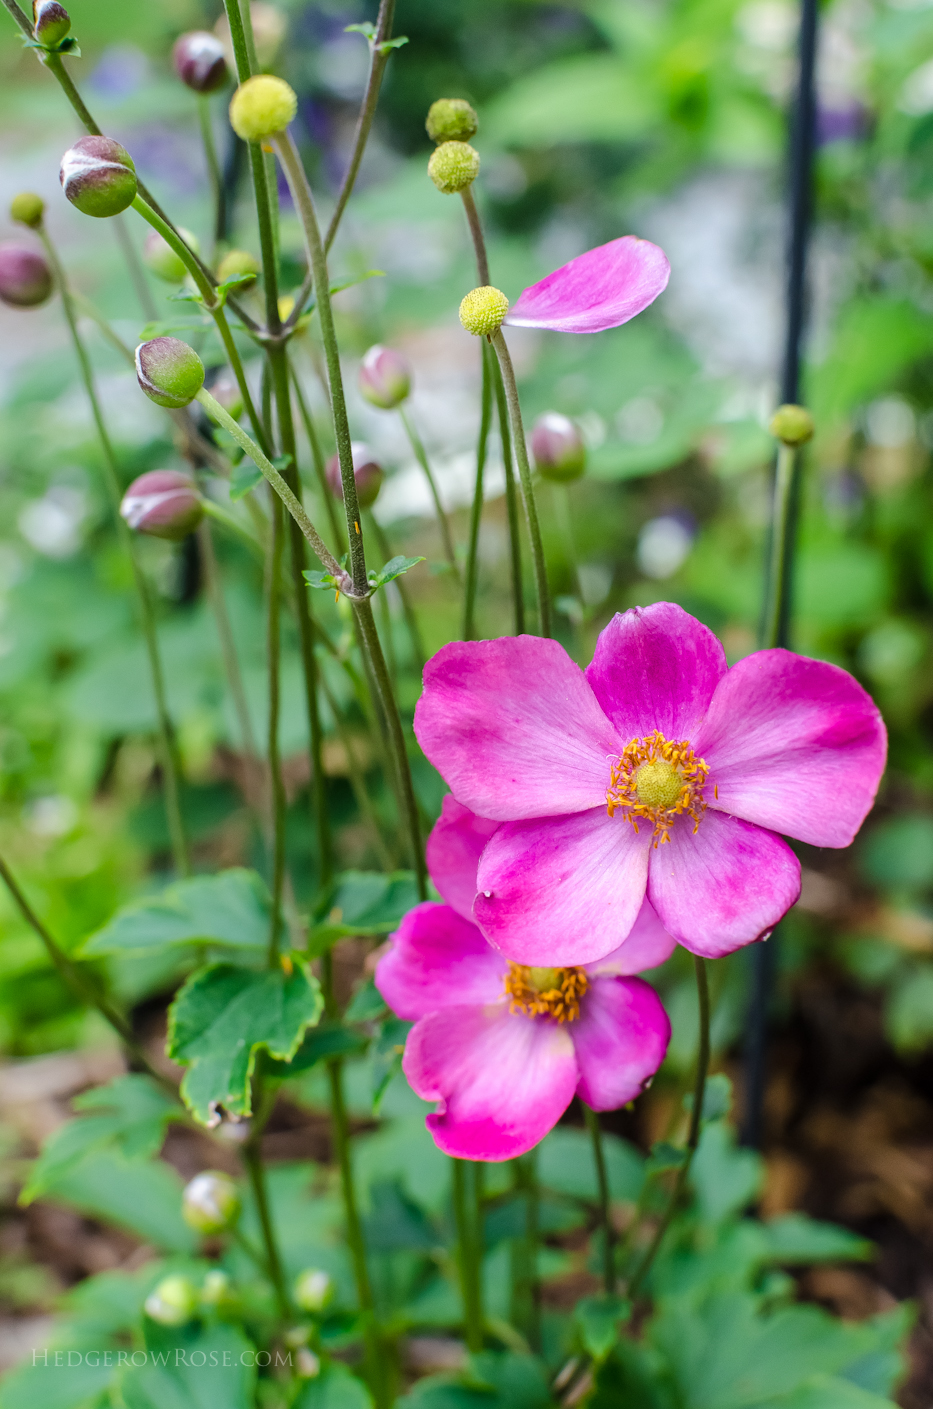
<box><xmin>229</xmin><ymin>75</ymin><xmax>296</xmax><ymax>142</ymax></box>
<box><xmin>0</xmin><ymin>243</ymin><xmax>52</xmax><ymax>308</ymax></box>
<box><xmin>143</xmin><ymin>227</ymin><xmax>199</xmax><ymax>284</ymax></box>
<box><xmin>217</xmin><ymin>248</ymin><xmax>260</xmax><ymax>288</ymax></box>
<box><xmin>530</xmin><ymin>412</ymin><xmax>586</xmax><ymax>483</ymax></box>
<box><xmin>293</xmin><ymin>1268</ymin><xmax>334</xmax><ymax>1313</ymax></box>
<box><xmin>459</xmin><ymin>286</ymin><xmax>508</xmax><ymax>337</ymax></box>
<box><xmin>10</xmin><ymin>192</ymin><xmax>45</xmax><ymax>229</ymax></box>
<box><xmin>769</xmin><ymin>404</ymin><xmax>814</xmax><ymax>446</ymax></box>
<box><xmin>60</xmin><ymin>136</ymin><xmax>137</xmax><ymax>219</ymax></box>
<box><xmin>121</xmin><ymin>471</ymin><xmax>203</xmax><ymax>541</ymax></box>
<box><xmin>144</xmin><ymin>1275</ymin><xmax>198</xmax><ymax>1326</ymax></box>
<box><xmin>326</xmin><ymin>443</ymin><xmax>383</xmax><ymax>510</ymax></box>
<box><xmin>201</xmin><ymin>1269</ymin><xmax>235</xmax><ymax>1309</ymax></box>
<box><xmin>33</xmin><ymin>0</ymin><xmax>70</xmax><ymax>47</ymax></box>
<box><xmin>426</xmin><ymin>98</ymin><xmax>478</xmax><ymax>144</ymax></box>
<box><xmin>428</xmin><ymin>141</ymin><xmax>479</xmax><ymax>195</ymax></box>
<box><xmin>182</xmin><ymin>1170</ymin><xmax>241</xmax><ymax>1233</ymax></box>
<box><xmin>173</xmin><ymin>31</ymin><xmax>228</xmax><ymax>94</ymax></box>
<box><xmin>296</xmin><ymin>1349</ymin><xmax>321</xmax><ymax>1379</ymax></box>
<box><xmin>136</xmin><ymin>337</ymin><xmax>205</xmax><ymax>408</ymax></box>
<box><xmin>359</xmin><ymin>345</ymin><xmax>411</xmax><ymax>410</ymax></box>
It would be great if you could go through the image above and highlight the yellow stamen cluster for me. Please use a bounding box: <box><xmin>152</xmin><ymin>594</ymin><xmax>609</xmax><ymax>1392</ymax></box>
<box><xmin>504</xmin><ymin>963</ymin><xmax>588</xmax><ymax>1023</ymax></box>
<box><xmin>606</xmin><ymin>730</ymin><xmax>709</xmax><ymax>846</ymax></box>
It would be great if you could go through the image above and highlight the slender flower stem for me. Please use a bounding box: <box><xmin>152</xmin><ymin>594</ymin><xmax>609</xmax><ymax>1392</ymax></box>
<box><xmin>290</xmin><ymin>364</ymin><xmax>346</xmax><ymax>551</ymax></box>
<box><xmin>265</xmin><ymin>499</ymin><xmax>287</xmax><ymax>966</ymax></box>
<box><xmin>399</xmin><ymin>408</ymin><xmax>459</xmax><ymax>579</ymax></box>
<box><xmin>243</xmin><ymin>1078</ymin><xmax>291</xmax><ymax>1320</ymax></box>
<box><xmin>463</xmin><ymin>343</ymin><xmax>493</xmax><ymax>640</ymax></box>
<box><xmin>492</xmin><ymin>355</ymin><xmax>525</xmax><ymax>635</ymax></box>
<box><xmin>510</xmin><ymin>1153</ymin><xmax>540</xmax><ymax>1350</ymax></box>
<box><xmin>584</xmin><ymin>1105</ymin><xmax>616</xmax><ymax>1294</ymax></box>
<box><xmin>198</xmin><ymin>93</ymin><xmax>224</xmax><ymax>258</ymax></box>
<box><xmin>453</xmin><ymin>1159</ymin><xmax>484</xmax><ymax>1351</ymax></box>
<box><xmin>762</xmin><ymin>442</ymin><xmax>798</xmax><ymax>652</ymax></box>
<box><xmin>490</xmin><ymin>331</ymin><xmax>551</xmax><ymax>637</ymax></box>
<box><xmin>460</xmin><ymin>187</ymin><xmax>490</xmax><ymax>286</ymax></box>
<box><xmin>551</xmin><ymin>482</ymin><xmax>584</xmax><ymax>606</ymax></box>
<box><xmin>113</xmin><ymin>214</ymin><xmax>158</xmax><ymax>321</ymax></box>
<box><xmin>368</xmin><ymin>515</ymin><xmax>425</xmax><ymax>670</ymax></box>
<box><xmin>318</xmin><ymin>669</ymin><xmax>395</xmax><ymax>870</ymax></box>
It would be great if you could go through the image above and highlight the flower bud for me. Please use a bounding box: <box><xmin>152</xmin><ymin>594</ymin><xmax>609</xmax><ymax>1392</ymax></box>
<box><xmin>229</xmin><ymin>75</ymin><xmax>296</xmax><ymax>142</ymax></box>
<box><xmin>201</xmin><ymin>1269</ymin><xmax>235</xmax><ymax>1309</ymax></box>
<box><xmin>530</xmin><ymin>412</ymin><xmax>586</xmax><ymax>483</ymax></box>
<box><xmin>293</xmin><ymin>1268</ymin><xmax>334</xmax><ymax>1314</ymax></box>
<box><xmin>428</xmin><ymin>141</ymin><xmax>480</xmax><ymax>195</ymax></box>
<box><xmin>173</xmin><ymin>31</ymin><xmax>228</xmax><ymax>94</ymax></box>
<box><xmin>0</xmin><ymin>243</ymin><xmax>52</xmax><ymax>308</ymax></box>
<box><xmin>426</xmin><ymin>98</ymin><xmax>479</xmax><ymax>144</ymax></box>
<box><xmin>143</xmin><ymin>227</ymin><xmax>200</xmax><ymax>284</ymax></box>
<box><xmin>326</xmin><ymin>443</ymin><xmax>383</xmax><ymax>511</ymax></box>
<box><xmin>459</xmin><ymin>286</ymin><xmax>508</xmax><ymax>337</ymax></box>
<box><xmin>181</xmin><ymin>1170</ymin><xmax>241</xmax><ymax>1233</ymax></box>
<box><xmin>33</xmin><ymin>0</ymin><xmax>70</xmax><ymax>47</ymax></box>
<box><xmin>769</xmin><ymin>403</ymin><xmax>815</xmax><ymax>446</ymax></box>
<box><xmin>136</xmin><ymin>337</ymin><xmax>205</xmax><ymax>408</ymax></box>
<box><xmin>145</xmin><ymin>1275</ymin><xmax>198</xmax><ymax>1326</ymax></box>
<box><xmin>217</xmin><ymin>248</ymin><xmax>260</xmax><ymax>289</ymax></box>
<box><xmin>359</xmin><ymin>345</ymin><xmax>411</xmax><ymax>410</ymax></box>
<box><xmin>120</xmin><ymin>471</ymin><xmax>203</xmax><ymax>541</ymax></box>
<box><xmin>10</xmin><ymin>192</ymin><xmax>45</xmax><ymax>229</ymax></box>
<box><xmin>60</xmin><ymin>135</ymin><xmax>137</xmax><ymax>219</ymax></box>
<box><xmin>296</xmin><ymin>1349</ymin><xmax>321</xmax><ymax>1379</ymax></box>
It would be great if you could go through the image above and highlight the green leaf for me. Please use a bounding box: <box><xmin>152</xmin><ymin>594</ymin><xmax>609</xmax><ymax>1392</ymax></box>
<box><xmin>309</xmin><ymin>871</ymin><xmax>420</xmax><ymax>951</ymax></box>
<box><xmin>139</xmin><ymin>317</ymin><xmax>210</xmax><ymax>339</ymax></box>
<box><xmin>468</xmin><ymin>1352</ymin><xmax>553</xmax><ymax>1409</ymax></box>
<box><xmin>538</xmin><ymin>1126</ymin><xmax>644</xmax><ymax>1202</ymax></box>
<box><xmin>37</xmin><ymin>1148</ymin><xmax>196</xmax><ymax>1251</ymax></box>
<box><xmin>81</xmin><ymin>870</ymin><xmax>271</xmax><ymax>958</ymax></box>
<box><xmin>761</xmin><ymin>1214</ymin><xmax>872</xmax><ymax>1265</ymax></box>
<box><xmin>575</xmin><ymin>1295</ymin><xmax>632</xmax><ymax>1362</ymax></box>
<box><xmin>344</xmin><ymin>21</ymin><xmax>375</xmax><ymax>36</ymax></box>
<box><xmin>119</xmin><ymin>1320</ymin><xmax>257</xmax><ymax>1409</ymax></box>
<box><xmin>886</xmin><ymin>964</ymin><xmax>933</xmax><ymax>1052</ymax></box>
<box><xmin>371</xmin><ymin>1016</ymin><xmax>412</xmax><ymax>1112</ymax></box>
<box><xmin>377</xmin><ymin>35</ymin><xmax>408</xmax><ymax>52</ymax></box>
<box><xmin>485</xmin><ymin>52</ymin><xmax>658</xmax><ymax>145</ymax></box>
<box><xmin>304</xmin><ymin>569</ymin><xmax>344</xmax><ymax>593</ymax></box>
<box><xmin>757</xmin><ymin>1375</ymin><xmax>898</xmax><ymax>1409</ymax></box>
<box><xmin>294</xmin><ymin>1362</ymin><xmax>374</xmax><ymax>1409</ymax></box>
<box><xmin>860</xmin><ymin>814</ymin><xmax>933</xmax><ymax>894</ymax></box>
<box><xmin>684</xmin><ymin>1073</ymin><xmax>733</xmax><ymax>1123</ymax></box>
<box><xmin>644</xmin><ymin>1141</ymin><xmax>688</xmax><ymax>1177</ymax></box>
<box><xmin>265</xmin><ymin>1021</ymin><xmax>367</xmax><ymax>1076</ymax></box>
<box><xmin>369</xmin><ymin>556</ymin><xmax>425</xmax><ymax>590</ymax></box>
<box><xmin>167</xmin><ymin>961</ymin><xmax>324</xmax><ymax>1125</ymax></box>
<box><xmin>363</xmin><ymin>1178</ymin><xmax>438</xmax><ymax>1252</ymax></box>
<box><xmin>344</xmin><ymin>977</ymin><xmax>388</xmax><ymax>1023</ymax></box>
<box><xmin>0</xmin><ymin>1354</ymin><xmax>116</xmax><ymax>1409</ymax></box>
<box><xmin>690</xmin><ymin>1122</ymin><xmax>763</xmax><ymax>1224</ymax></box>
<box><xmin>230</xmin><ymin>460</ymin><xmax>264</xmax><ymax>501</ymax></box>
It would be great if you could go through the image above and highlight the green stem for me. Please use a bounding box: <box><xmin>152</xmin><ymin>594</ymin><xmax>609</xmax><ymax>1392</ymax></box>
<box><xmin>318</xmin><ymin>668</ymin><xmax>395</xmax><ymax>870</ymax></box>
<box><xmin>265</xmin><ymin>500</ymin><xmax>287</xmax><ymax>966</ymax></box>
<box><xmin>453</xmin><ymin>1160</ymin><xmax>484</xmax><ymax>1351</ymax></box>
<box><xmin>198</xmin><ymin>519</ymin><xmax>261</xmax><ymax>768</ymax></box>
<box><xmin>463</xmin><ymin>341</ymin><xmax>494</xmax><ymax>640</ymax></box>
<box><xmin>510</xmin><ymin>1153</ymin><xmax>540</xmax><ymax>1350</ymax></box>
<box><xmin>584</xmin><ymin>1105</ymin><xmax>616</xmax><ymax>1294</ymax></box>
<box><xmin>290</xmin><ymin>364</ymin><xmax>346</xmax><ymax>551</ymax></box>
<box><xmin>198</xmin><ymin>93</ymin><xmax>224</xmax><ymax>257</ymax></box>
<box><xmin>492</xmin><ymin>354</ymin><xmax>525</xmax><ymax>635</ymax></box>
<box><xmin>243</xmin><ymin>1080</ymin><xmax>291</xmax><ymax>1321</ymax></box>
<box><xmin>460</xmin><ymin>186</ymin><xmax>490</xmax><ymax>285</ymax></box>
<box><xmin>368</xmin><ymin>515</ymin><xmax>425</xmax><ymax>670</ymax></box>
<box><xmin>399</xmin><ymin>407</ymin><xmax>459</xmax><ymax>579</ymax></box>
<box><xmin>551</xmin><ymin>482</ymin><xmax>584</xmax><ymax>604</ymax></box>
<box><xmin>763</xmin><ymin>442</ymin><xmax>799</xmax><ymax>649</ymax></box>
<box><xmin>112</xmin><ymin>214</ymin><xmax>158</xmax><ymax>321</ymax></box>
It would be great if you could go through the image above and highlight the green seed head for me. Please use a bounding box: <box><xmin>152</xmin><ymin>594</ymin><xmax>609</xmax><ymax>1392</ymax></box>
<box><xmin>182</xmin><ymin>1170</ymin><xmax>241</xmax><ymax>1234</ymax></box>
<box><xmin>144</xmin><ymin>1275</ymin><xmax>198</xmax><ymax>1327</ymax></box>
<box><xmin>459</xmin><ymin>285</ymin><xmax>509</xmax><ymax>337</ymax></box>
<box><xmin>425</xmin><ymin>98</ymin><xmax>479</xmax><ymax>143</ymax></box>
<box><xmin>769</xmin><ymin>404</ymin><xmax>814</xmax><ymax>447</ymax></box>
<box><xmin>294</xmin><ymin>1268</ymin><xmax>334</xmax><ymax>1313</ymax></box>
<box><xmin>229</xmin><ymin>75</ymin><xmax>297</xmax><ymax>142</ymax></box>
<box><xmin>428</xmin><ymin>141</ymin><xmax>480</xmax><ymax>195</ymax></box>
<box><xmin>10</xmin><ymin>192</ymin><xmax>45</xmax><ymax>229</ymax></box>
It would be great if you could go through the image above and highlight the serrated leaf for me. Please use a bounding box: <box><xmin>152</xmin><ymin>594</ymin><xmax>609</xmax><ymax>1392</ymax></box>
<box><xmin>345</xmin><ymin>977</ymin><xmax>388</xmax><ymax>1023</ymax></box>
<box><xmin>758</xmin><ymin>1376</ymin><xmax>898</xmax><ymax>1409</ymax></box>
<box><xmin>309</xmin><ymin>870</ymin><xmax>419</xmax><ymax>951</ymax></box>
<box><xmin>120</xmin><ymin>1320</ymin><xmax>256</xmax><ymax>1409</ymax></box>
<box><xmin>265</xmin><ymin>1021</ymin><xmax>367</xmax><ymax>1076</ymax></box>
<box><xmin>304</xmin><ymin>569</ymin><xmax>343</xmax><ymax>592</ymax></box>
<box><xmin>81</xmin><ymin>869</ymin><xmax>271</xmax><ymax>957</ymax></box>
<box><xmin>761</xmin><ymin>1213</ymin><xmax>872</xmax><ymax>1265</ymax></box>
<box><xmin>370</xmin><ymin>555</ymin><xmax>425</xmax><ymax>589</ymax></box>
<box><xmin>38</xmin><ymin>1147</ymin><xmax>196</xmax><ymax>1251</ymax></box>
<box><xmin>167</xmin><ymin>961</ymin><xmax>324</xmax><ymax>1125</ymax></box>
<box><xmin>575</xmin><ymin>1295</ymin><xmax>632</xmax><ymax>1362</ymax></box>
<box><xmin>690</xmin><ymin>1121</ymin><xmax>763</xmax><ymax>1224</ymax></box>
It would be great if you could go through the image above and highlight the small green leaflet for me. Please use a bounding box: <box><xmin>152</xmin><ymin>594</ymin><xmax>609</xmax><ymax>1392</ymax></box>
<box><xmin>139</xmin><ymin>317</ymin><xmax>209</xmax><ymax>339</ymax></box>
<box><xmin>80</xmin><ymin>869</ymin><xmax>272</xmax><ymax>957</ymax></box>
<box><xmin>370</xmin><ymin>555</ymin><xmax>425</xmax><ymax>589</ymax></box>
<box><xmin>575</xmin><ymin>1295</ymin><xmax>632</xmax><ymax>1362</ymax></box>
<box><xmin>309</xmin><ymin>870</ymin><xmax>420</xmax><ymax>953</ymax></box>
<box><xmin>231</xmin><ymin>460</ymin><xmax>264</xmax><ymax>500</ymax></box>
<box><xmin>343</xmin><ymin>22</ymin><xmax>408</xmax><ymax>54</ymax></box>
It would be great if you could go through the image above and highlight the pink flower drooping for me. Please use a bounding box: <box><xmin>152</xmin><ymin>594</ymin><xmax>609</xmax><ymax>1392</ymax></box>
<box><xmin>376</xmin><ymin>797</ymin><xmax>672</xmax><ymax>1160</ymax></box>
<box><xmin>414</xmin><ymin>603</ymin><xmax>887</xmax><ymax>967</ymax></box>
<box><xmin>504</xmin><ymin>236</ymin><xmax>670</xmax><ymax>335</ymax></box>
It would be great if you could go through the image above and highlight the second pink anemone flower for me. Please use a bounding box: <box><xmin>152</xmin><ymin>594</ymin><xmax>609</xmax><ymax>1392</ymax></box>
<box><xmin>376</xmin><ymin>796</ymin><xmax>672</xmax><ymax>1161</ymax></box>
<box><xmin>414</xmin><ymin>602</ymin><xmax>887</xmax><ymax>967</ymax></box>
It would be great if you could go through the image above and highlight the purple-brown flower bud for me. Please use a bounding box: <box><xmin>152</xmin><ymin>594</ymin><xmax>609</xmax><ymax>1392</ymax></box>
<box><xmin>172</xmin><ymin>31</ymin><xmax>228</xmax><ymax>94</ymax></box>
<box><xmin>326</xmin><ymin>443</ymin><xmax>383</xmax><ymax>511</ymax></box>
<box><xmin>359</xmin><ymin>345</ymin><xmax>411</xmax><ymax>411</ymax></box>
<box><xmin>120</xmin><ymin>471</ymin><xmax>203</xmax><ymax>541</ymax></box>
<box><xmin>530</xmin><ymin>412</ymin><xmax>586</xmax><ymax>483</ymax></box>
<box><xmin>136</xmin><ymin>337</ymin><xmax>205</xmax><ymax>408</ymax></box>
<box><xmin>60</xmin><ymin>136</ymin><xmax>137</xmax><ymax>219</ymax></box>
<box><xmin>0</xmin><ymin>243</ymin><xmax>52</xmax><ymax>308</ymax></box>
<box><xmin>33</xmin><ymin>0</ymin><xmax>70</xmax><ymax>47</ymax></box>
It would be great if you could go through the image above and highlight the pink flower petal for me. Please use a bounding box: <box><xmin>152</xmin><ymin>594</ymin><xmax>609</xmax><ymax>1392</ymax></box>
<box><xmin>475</xmin><ymin>806</ymin><xmax>651</xmax><ymax>966</ymax></box>
<box><xmin>375</xmin><ymin>902</ymin><xmax>504</xmax><ymax>1021</ymax></box>
<box><xmin>404</xmin><ymin>1003</ymin><xmax>578</xmax><ymax>1160</ymax></box>
<box><xmin>646</xmin><ymin>810</ymin><xmax>800</xmax><ymax>957</ymax></box>
<box><xmin>586</xmin><ymin>898</ymin><xmax>677</xmax><ymax>977</ymax></box>
<box><xmin>414</xmin><ymin>637</ymin><xmax>620</xmax><ymax>821</ymax></box>
<box><xmin>572</xmin><ymin>976</ymin><xmax>670</xmax><ymax>1110</ymax></box>
<box><xmin>585</xmin><ymin>603</ymin><xmax>727</xmax><ymax>745</ymax></box>
<box><xmin>694</xmin><ymin>649</ymin><xmax>887</xmax><ymax>848</ymax></box>
<box><xmin>505</xmin><ymin>236</ymin><xmax>670</xmax><ymax>335</ymax></box>
<box><xmin>426</xmin><ymin>795</ymin><xmax>500</xmax><ymax>920</ymax></box>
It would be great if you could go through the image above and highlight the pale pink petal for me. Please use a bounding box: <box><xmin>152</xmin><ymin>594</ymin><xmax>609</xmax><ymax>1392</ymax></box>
<box><xmin>505</xmin><ymin>236</ymin><xmax>670</xmax><ymax>335</ymax></box>
<box><xmin>586</xmin><ymin>898</ymin><xmax>677</xmax><ymax>977</ymax></box>
<box><xmin>474</xmin><ymin>807</ymin><xmax>651</xmax><ymax>967</ymax></box>
<box><xmin>404</xmin><ymin>1003</ymin><xmax>578</xmax><ymax>1160</ymax></box>
<box><xmin>646</xmin><ymin>810</ymin><xmax>800</xmax><ymax>957</ymax></box>
<box><xmin>414</xmin><ymin>637</ymin><xmax>620</xmax><ymax>821</ymax></box>
<box><xmin>693</xmin><ymin>649</ymin><xmax>887</xmax><ymax>848</ymax></box>
<box><xmin>572</xmin><ymin>977</ymin><xmax>670</xmax><ymax>1110</ymax></box>
<box><xmin>375</xmin><ymin>902</ymin><xmax>504</xmax><ymax>1021</ymax></box>
<box><xmin>426</xmin><ymin>795</ymin><xmax>499</xmax><ymax>920</ymax></box>
<box><xmin>585</xmin><ymin>603</ymin><xmax>727</xmax><ymax>745</ymax></box>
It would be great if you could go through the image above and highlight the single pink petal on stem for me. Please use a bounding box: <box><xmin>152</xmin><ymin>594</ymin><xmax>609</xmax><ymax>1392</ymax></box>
<box><xmin>404</xmin><ymin>1003</ymin><xmax>577</xmax><ymax>1161</ymax></box>
<box><xmin>585</xmin><ymin>603</ymin><xmax>727</xmax><ymax>744</ymax></box>
<box><xmin>694</xmin><ymin>649</ymin><xmax>887</xmax><ymax>848</ymax></box>
<box><xmin>572</xmin><ymin>976</ymin><xmax>671</xmax><ymax>1110</ymax></box>
<box><xmin>505</xmin><ymin>236</ymin><xmax>670</xmax><ymax>335</ymax></box>
<box><xmin>426</xmin><ymin>795</ymin><xmax>500</xmax><ymax>920</ymax></box>
<box><xmin>414</xmin><ymin>637</ymin><xmax>620</xmax><ymax>822</ymax></box>
<box><xmin>475</xmin><ymin>807</ymin><xmax>650</xmax><ymax>967</ymax></box>
<box><xmin>375</xmin><ymin>902</ymin><xmax>504</xmax><ymax>1021</ymax></box>
<box><xmin>647</xmin><ymin>810</ymin><xmax>800</xmax><ymax>957</ymax></box>
<box><xmin>586</xmin><ymin>898</ymin><xmax>676</xmax><ymax>977</ymax></box>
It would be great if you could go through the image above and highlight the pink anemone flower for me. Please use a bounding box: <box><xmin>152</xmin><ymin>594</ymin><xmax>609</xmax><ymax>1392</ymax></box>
<box><xmin>504</xmin><ymin>236</ymin><xmax>670</xmax><ymax>335</ymax></box>
<box><xmin>376</xmin><ymin>796</ymin><xmax>673</xmax><ymax>1161</ymax></box>
<box><xmin>414</xmin><ymin>602</ymin><xmax>887</xmax><ymax>967</ymax></box>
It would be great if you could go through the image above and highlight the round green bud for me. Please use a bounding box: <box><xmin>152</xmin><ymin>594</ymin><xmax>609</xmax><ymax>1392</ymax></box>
<box><xmin>60</xmin><ymin>136</ymin><xmax>137</xmax><ymax>219</ymax></box>
<box><xmin>10</xmin><ymin>192</ymin><xmax>45</xmax><ymax>229</ymax></box>
<box><xmin>143</xmin><ymin>227</ymin><xmax>200</xmax><ymax>284</ymax></box>
<box><xmin>229</xmin><ymin>75</ymin><xmax>297</xmax><ymax>142</ymax></box>
<box><xmin>136</xmin><ymin>337</ymin><xmax>205</xmax><ymax>408</ymax></box>
<box><xmin>426</xmin><ymin>98</ymin><xmax>478</xmax><ymax>144</ymax></box>
<box><xmin>182</xmin><ymin>1170</ymin><xmax>241</xmax><ymax>1234</ymax></box>
<box><xmin>201</xmin><ymin>1270</ymin><xmax>236</xmax><ymax>1309</ymax></box>
<box><xmin>459</xmin><ymin>285</ymin><xmax>509</xmax><ymax>337</ymax></box>
<box><xmin>217</xmin><ymin>248</ymin><xmax>261</xmax><ymax>289</ymax></box>
<box><xmin>769</xmin><ymin>404</ymin><xmax>815</xmax><ymax>446</ymax></box>
<box><xmin>296</xmin><ymin>1349</ymin><xmax>322</xmax><ymax>1379</ymax></box>
<box><xmin>293</xmin><ymin>1268</ymin><xmax>334</xmax><ymax>1314</ymax></box>
<box><xmin>33</xmin><ymin>0</ymin><xmax>70</xmax><ymax>47</ymax></box>
<box><xmin>144</xmin><ymin>1275</ymin><xmax>198</xmax><ymax>1326</ymax></box>
<box><xmin>428</xmin><ymin>141</ymin><xmax>480</xmax><ymax>195</ymax></box>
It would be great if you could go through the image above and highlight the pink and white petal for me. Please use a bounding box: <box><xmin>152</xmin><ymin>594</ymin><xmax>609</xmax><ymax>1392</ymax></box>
<box><xmin>646</xmin><ymin>810</ymin><xmax>800</xmax><ymax>958</ymax></box>
<box><xmin>404</xmin><ymin>1003</ymin><xmax>578</xmax><ymax>1161</ymax></box>
<box><xmin>572</xmin><ymin>976</ymin><xmax>671</xmax><ymax>1110</ymax></box>
<box><xmin>375</xmin><ymin>902</ymin><xmax>504</xmax><ymax>1021</ymax></box>
<box><xmin>414</xmin><ymin>637</ymin><xmax>620</xmax><ymax>821</ymax></box>
<box><xmin>475</xmin><ymin>807</ymin><xmax>651</xmax><ymax>967</ymax></box>
<box><xmin>585</xmin><ymin>603</ymin><xmax>727</xmax><ymax>744</ymax></box>
<box><xmin>505</xmin><ymin>236</ymin><xmax>670</xmax><ymax>335</ymax></box>
<box><xmin>426</xmin><ymin>795</ymin><xmax>500</xmax><ymax>920</ymax></box>
<box><xmin>693</xmin><ymin>649</ymin><xmax>887</xmax><ymax>848</ymax></box>
<box><xmin>586</xmin><ymin>898</ymin><xmax>677</xmax><ymax>977</ymax></box>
